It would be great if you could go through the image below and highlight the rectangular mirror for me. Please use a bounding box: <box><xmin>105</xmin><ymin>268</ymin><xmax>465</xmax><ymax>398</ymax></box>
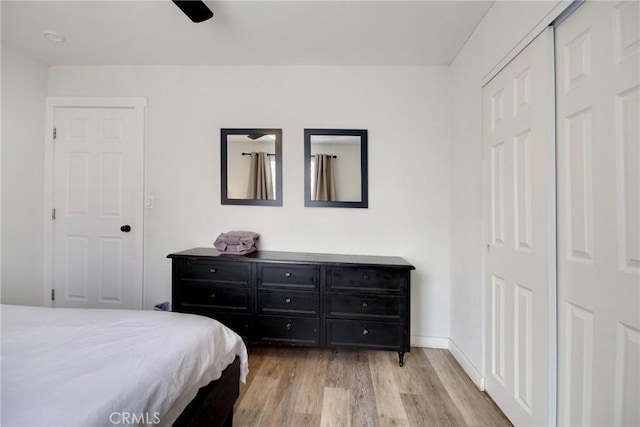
<box><xmin>221</xmin><ymin>128</ymin><xmax>283</xmax><ymax>206</ymax></box>
<box><xmin>304</xmin><ymin>129</ymin><xmax>368</xmax><ymax>208</ymax></box>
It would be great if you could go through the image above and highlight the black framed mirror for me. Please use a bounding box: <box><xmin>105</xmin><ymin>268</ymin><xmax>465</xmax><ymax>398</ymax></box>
<box><xmin>304</xmin><ymin>129</ymin><xmax>368</xmax><ymax>208</ymax></box>
<box><xmin>221</xmin><ymin>128</ymin><xmax>282</xmax><ymax>206</ymax></box>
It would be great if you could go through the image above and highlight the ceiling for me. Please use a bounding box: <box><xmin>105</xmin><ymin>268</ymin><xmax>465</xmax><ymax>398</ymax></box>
<box><xmin>1</xmin><ymin>1</ymin><xmax>493</xmax><ymax>66</ymax></box>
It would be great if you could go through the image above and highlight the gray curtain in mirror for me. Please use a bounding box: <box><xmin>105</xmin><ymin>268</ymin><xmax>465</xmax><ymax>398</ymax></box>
<box><xmin>247</xmin><ymin>152</ymin><xmax>274</xmax><ymax>200</ymax></box>
<box><xmin>313</xmin><ymin>154</ymin><xmax>337</xmax><ymax>201</ymax></box>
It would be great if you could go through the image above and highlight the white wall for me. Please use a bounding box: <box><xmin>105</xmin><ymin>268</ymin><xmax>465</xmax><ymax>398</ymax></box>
<box><xmin>1</xmin><ymin>44</ymin><xmax>48</xmax><ymax>305</ymax></box>
<box><xmin>448</xmin><ymin>0</ymin><xmax>568</xmax><ymax>382</ymax></box>
<box><xmin>47</xmin><ymin>65</ymin><xmax>451</xmax><ymax>344</ymax></box>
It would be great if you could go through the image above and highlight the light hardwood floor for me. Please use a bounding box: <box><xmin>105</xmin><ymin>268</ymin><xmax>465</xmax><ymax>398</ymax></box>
<box><xmin>234</xmin><ymin>345</ymin><xmax>511</xmax><ymax>427</ymax></box>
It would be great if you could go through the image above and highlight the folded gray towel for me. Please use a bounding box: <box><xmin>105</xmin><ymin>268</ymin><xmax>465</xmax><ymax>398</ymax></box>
<box><xmin>214</xmin><ymin>231</ymin><xmax>260</xmax><ymax>255</ymax></box>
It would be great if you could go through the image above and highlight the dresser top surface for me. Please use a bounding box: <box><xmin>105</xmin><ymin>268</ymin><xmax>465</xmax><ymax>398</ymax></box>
<box><xmin>168</xmin><ymin>248</ymin><xmax>415</xmax><ymax>270</ymax></box>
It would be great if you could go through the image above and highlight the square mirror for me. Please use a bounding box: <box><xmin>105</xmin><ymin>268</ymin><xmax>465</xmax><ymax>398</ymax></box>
<box><xmin>221</xmin><ymin>128</ymin><xmax>283</xmax><ymax>206</ymax></box>
<box><xmin>304</xmin><ymin>129</ymin><xmax>368</xmax><ymax>208</ymax></box>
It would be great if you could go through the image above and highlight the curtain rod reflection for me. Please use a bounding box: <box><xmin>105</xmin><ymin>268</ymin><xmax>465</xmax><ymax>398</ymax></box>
<box><xmin>242</xmin><ymin>152</ymin><xmax>275</xmax><ymax>156</ymax></box>
<box><xmin>311</xmin><ymin>154</ymin><xmax>338</xmax><ymax>158</ymax></box>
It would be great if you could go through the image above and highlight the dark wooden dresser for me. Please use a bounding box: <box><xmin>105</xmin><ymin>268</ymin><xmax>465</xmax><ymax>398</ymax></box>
<box><xmin>168</xmin><ymin>248</ymin><xmax>415</xmax><ymax>366</ymax></box>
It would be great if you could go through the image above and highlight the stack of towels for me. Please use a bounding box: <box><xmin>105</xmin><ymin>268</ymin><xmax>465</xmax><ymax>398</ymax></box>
<box><xmin>214</xmin><ymin>231</ymin><xmax>260</xmax><ymax>255</ymax></box>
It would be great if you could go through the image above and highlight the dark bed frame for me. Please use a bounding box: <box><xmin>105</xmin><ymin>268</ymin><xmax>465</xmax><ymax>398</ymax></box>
<box><xmin>173</xmin><ymin>356</ymin><xmax>241</xmax><ymax>427</ymax></box>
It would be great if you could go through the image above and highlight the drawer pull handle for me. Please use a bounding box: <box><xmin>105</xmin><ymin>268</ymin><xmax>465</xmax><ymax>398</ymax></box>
<box><xmin>286</xmin><ymin>321</ymin><xmax>292</xmax><ymax>330</ymax></box>
<box><xmin>209</xmin><ymin>293</ymin><xmax>216</xmax><ymax>298</ymax></box>
<box><xmin>362</xmin><ymin>328</ymin><xmax>369</xmax><ymax>335</ymax></box>
<box><xmin>362</xmin><ymin>301</ymin><xmax>368</xmax><ymax>308</ymax></box>
<box><xmin>285</xmin><ymin>272</ymin><xmax>292</xmax><ymax>277</ymax></box>
<box><xmin>285</xmin><ymin>297</ymin><xmax>292</xmax><ymax>304</ymax></box>
<box><xmin>210</xmin><ymin>268</ymin><xmax>217</xmax><ymax>273</ymax></box>
<box><xmin>363</xmin><ymin>274</ymin><xmax>370</xmax><ymax>280</ymax></box>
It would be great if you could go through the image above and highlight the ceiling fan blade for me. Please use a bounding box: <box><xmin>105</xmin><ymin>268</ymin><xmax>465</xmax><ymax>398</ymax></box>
<box><xmin>247</xmin><ymin>134</ymin><xmax>266</xmax><ymax>140</ymax></box>
<box><xmin>172</xmin><ymin>0</ymin><xmax>214</xmax><ymax>23</ymax></box>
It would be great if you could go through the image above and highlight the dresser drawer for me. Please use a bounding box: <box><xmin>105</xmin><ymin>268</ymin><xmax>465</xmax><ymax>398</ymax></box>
<box><xmin>177</xmin><ymin>310</ymin><xmax>253</xmax><ymax>341</ymax></box>
<box><xmin>326</xmin><ymin>319</ymin><xmax>403</xmax><ymax>350</ymax></box>
<box><xmin>180</xmin><ymin>260</ymin><xmax>251</xmax><ymax>287</ymax></box>
<box><xmin>257</xmin><ymin>315</ymin><xmax>320</xmax><ymax>345</ymax></box>
<box><xmin>210</xmin><ymin>313</ymin><xmax>253</xmax><ymax>340</ymax></box>
<box><xmin>177</xmin><ymin>283</ymin><xmax>251</xmax><ymax>312</ymax></box>
<box><xmin>258</xmin><ymin>264</ymin><xmax>319</xmax><ymax>290</ymax></box>
<box><xmin>326</xmin><ymin>267</ymin><xmax>404</xmax><ymax>293</ymax></box>
<box><xmin>325</xmin><ymin>293</ymin><xmax>404</xmax><ymax>321</ymax></box>
<box><xmin>258</xmin><ymin>289</ymin><xmax>319</xmax><ymax>316</ymax></box>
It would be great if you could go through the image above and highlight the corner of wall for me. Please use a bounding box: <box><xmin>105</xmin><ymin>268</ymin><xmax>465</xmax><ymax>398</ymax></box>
<box><xmin>448</xmin><ymin>338</ymin><xmax>485</xmax><ymax>391</ymax></box>
<box><xmin>1</xmin><ymin>43</ymin><xmax>49</xmax><ymax>306</ymax></box>
<box><xmin>410</xmin><ymin>334</ymin><xmax>449</xmax><ymax>349</ymax></box>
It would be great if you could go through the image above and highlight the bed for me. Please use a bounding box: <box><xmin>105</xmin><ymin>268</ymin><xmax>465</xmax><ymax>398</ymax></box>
<box><xmin>0</xmin><ymin>304</ymin><xmax>248</xmax><ymax>426</ymax></box>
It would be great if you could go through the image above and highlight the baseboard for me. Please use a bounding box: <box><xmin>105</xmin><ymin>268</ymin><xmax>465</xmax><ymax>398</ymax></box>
<box><xmin>410</xmin><ymin>335</ymin><xmax>449</xmax><ymax>349</ymax></box>
<box><xmin>448</xmin><ymin>338</ymin><xmax>486</xmax><ymax>391</ymax></box>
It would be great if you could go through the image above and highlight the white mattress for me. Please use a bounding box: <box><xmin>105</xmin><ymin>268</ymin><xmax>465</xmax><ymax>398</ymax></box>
<box><xmin>0</xmin><ymin>304</ymin><xmax>248</xmax><ymax>426</ymax></box>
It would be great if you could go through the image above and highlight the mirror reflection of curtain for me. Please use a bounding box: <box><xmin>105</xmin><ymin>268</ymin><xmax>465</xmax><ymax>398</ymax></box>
<box><xmin>247</xmin><ymin>152</ymin><xmax>274</xmax><ymax>200</ymax></box>
<box><xmin>313</xmin><ymin>154</ymin><xmax>336</xmax><ymax>201</ymax></box>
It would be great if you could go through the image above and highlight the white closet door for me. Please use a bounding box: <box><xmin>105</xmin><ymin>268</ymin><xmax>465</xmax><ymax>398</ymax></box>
<box><xmin>556</xmin><ymin>1</ymin><xmax>639</xmax><ymax>425</ymax></box>
<box><xmin>483</xmin><ymin>27</ymin><xmax>555</xmax><ymax>426</ymax></box>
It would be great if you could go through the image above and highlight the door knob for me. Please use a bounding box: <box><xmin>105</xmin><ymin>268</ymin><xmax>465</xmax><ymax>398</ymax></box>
<box><xmin>120</xmin><ymin>225</ymin><xmax>131</xmax><ymax>232</ymax></box>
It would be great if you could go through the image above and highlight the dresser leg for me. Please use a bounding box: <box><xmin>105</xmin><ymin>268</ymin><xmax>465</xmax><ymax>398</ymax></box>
<box><xmin>398</xmin><ymin>352</ymin><xmax>405</xmax><ymax>367</ymax></box>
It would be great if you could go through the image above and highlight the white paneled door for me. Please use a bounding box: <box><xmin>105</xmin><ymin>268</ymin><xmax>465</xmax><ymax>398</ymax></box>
<box><xmin>556</xmin><ymin>1</ymin><xmax>640</xmax><ymax>425</ymax></box>
<box><xmin>52</xmin><ymin>106</ymin><xmax>144</xmax><ymax>309</ymax></box>
<box><xmin>483</xmin><ymin>27</ymin><xmax>555</xmax><ymax>426</ymax></box>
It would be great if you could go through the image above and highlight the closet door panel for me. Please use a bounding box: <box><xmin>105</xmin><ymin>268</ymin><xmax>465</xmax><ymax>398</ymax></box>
<box><xmin>556</xmin><ymin>2</ymin><xmax>639</xmax><ymax>425</ymax></box>
<box><xmin>483</xmin><ymin>27</ymin><xmax>555</xmax><ymax>426</ymax></box>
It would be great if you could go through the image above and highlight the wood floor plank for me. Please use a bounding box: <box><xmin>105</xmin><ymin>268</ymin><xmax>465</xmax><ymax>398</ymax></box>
<box><xmin>234</xmin><ymin>374</ymin><xmax>279</xmax><ymax>426</ymax></box>
<box><xmin>401</xmin><ymin>393</ymin><xmax>457</xmax><ymax>427</ymax></box>
<box><xmin>236</xmin><ymin>374</ymin><xmax>278</xmax><ymax>410</ymax></box>
<box><xmin>291</xmin><ymin>412</ymin><xmax>322</xmax><ymax>427</ymax></box>
<box><xmin>424</xmin><ymin>348</ymin><xmax>511</xmax><ymax>426</ymax></box>
<box><xmin>324</xmin><ymin>348</ymin><xmax>349</xmax><ymax>388</ymax></box>
<box><xmin>262</xmin><ymin>347</ymin><xmax>313</xmax><ymax>427</ymax></box>
<box><xmin>395</xmin><ymin>348</ymin><xmax>468</xmax><ymax>426</ymax></box>
<box><xmin>232</xmin><ymin>409</ymin><xmax>262</xmax><ymax>427</ymax></box>
<box><xmin>334</xmin><ymin>349</ymin><xmax>380</xmax><ymax>427</ymax></box>
<box><xmin>257</xmin><ymin>346</ymin><xmax>289</xmax><ymax>379</ymax></box>
<box><xmin>235</xmin><ymin>345</ymin><xmax>268</xmax><ymax>405</ymax></box>
<box><xmin>320</xmin><ymin>387</ymin><xmax>351</xmax><ymax>427</ymax></box>
<box><xmin>390</xmin><ymin>349</ymin><xmax>429</xmax><ymax>395</ymax></box>
<box><xmin>294</xmin><ymin>348</ymin><xmax>330</xmax><ymax>415</ymax></box>
<box><xmin>318</xmin><ymin>348</ymin><xmax>381</xmax><ymax>426</ymax></box>
<box><xmin>368</xmin><ymin>350</ymin><xmax>410</xmax><ymax>426</ymax></box>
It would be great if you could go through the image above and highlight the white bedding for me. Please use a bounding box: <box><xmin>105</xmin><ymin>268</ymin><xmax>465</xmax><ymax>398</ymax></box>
<box><xmin>0</xmin><ymin>304</ymin><xmax>248</xmax><ymax>426</ymax></box>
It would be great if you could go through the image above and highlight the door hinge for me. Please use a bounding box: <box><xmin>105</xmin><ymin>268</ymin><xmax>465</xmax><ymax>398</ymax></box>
<box><xmin>53</xmin><ymin>128</ymin><xmax>57</xmax><ymax>140</ymax></box>
<box><xmin>51</xmin><ymin>208</ymin><xmax>56</xmax><ymax>220</ymax></box>
<box><xmin>51</xmin><ymin>289</ymin><xmax>55</xmax><ymax>301</ymax></box>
